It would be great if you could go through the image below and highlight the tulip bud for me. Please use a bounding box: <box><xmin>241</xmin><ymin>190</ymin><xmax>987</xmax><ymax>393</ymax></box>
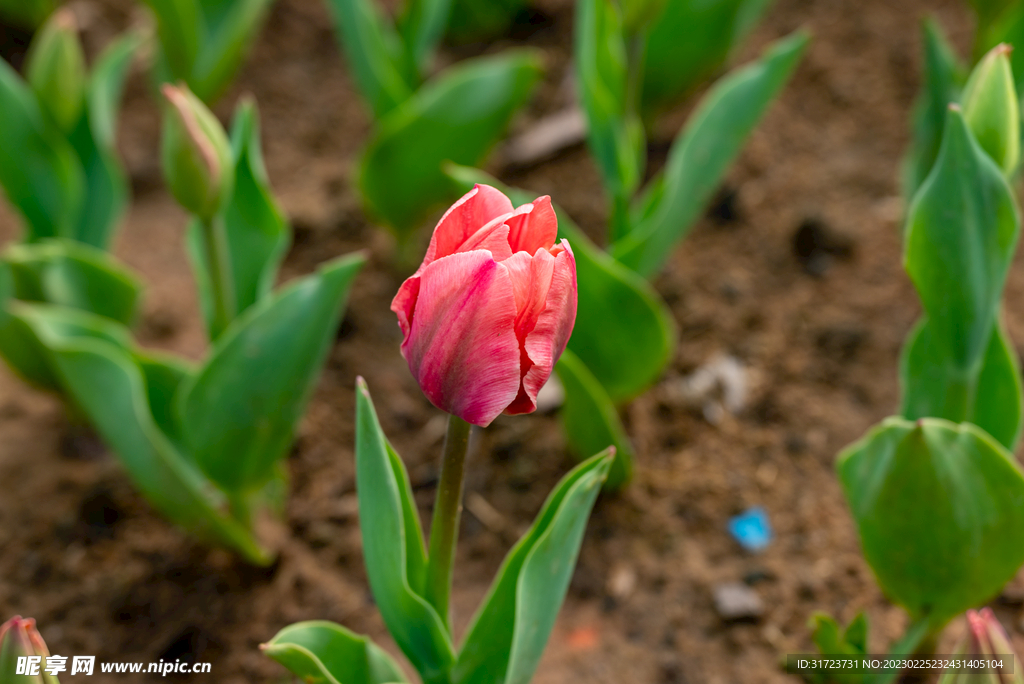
<box><xmin>962</xmin><ymin>44</ymin><xmax>1020</xmax><ymax>176</ymax></box>
<box><xmin>939</xmin><ymin>608</ymin><xmax>1023</xmax><ymax>684</ymax></box>
<box><xmin>0</xmin><ymin>616</ymin><xmax>61</xmax><ymax>683</ymax></box>
<box><xmin>160</xmin><ymin>84</ymin><xmax>234</xmax><ymax>222</ymax></box>
<box><xmin>391</xmin><ymin>185</ymin><xmax>578</xmax><ymax>427</ymax></box>
<box><xmin>25</xmin><ymin>9</ymin><xmax>86</xmax><ymax>134</ymax></box>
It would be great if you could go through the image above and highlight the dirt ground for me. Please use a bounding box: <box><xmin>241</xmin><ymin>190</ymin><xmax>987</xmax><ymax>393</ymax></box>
<box><xmin>1</xmin><ymin>0</ymin><xmax>1019</xmax><ymax>682</ymax></box>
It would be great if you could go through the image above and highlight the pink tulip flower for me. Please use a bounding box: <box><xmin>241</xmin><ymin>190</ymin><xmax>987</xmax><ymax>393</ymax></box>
<box><xmin>392</xmin><ymin>184</ymin><xmax>577</xmax><ymax>427</ymax></box>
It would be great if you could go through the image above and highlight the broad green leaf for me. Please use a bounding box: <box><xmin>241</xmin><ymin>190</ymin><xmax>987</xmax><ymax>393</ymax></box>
<box><xmin>575</xmin><ymin>0</ymin><xmax>644</xmax><ymax>220</ymax></box>
<box><xmin>396</xmin><ymin>0</ymin><xmax>451</xmax><ymax>77</ymax></box>
<box><xmin>0</xmin><ymin>265</ymin><xmax>63</xmax><ymax>390</ymax></box>
<box><xmin>144</xmin><ymin>0</ymin><xmax>204</xmax><ymax>85</ymax></box>
<box><xmin>901</xmin><ymin>19</ymin><xmax>966</xmax><ymax>201</ymax></box>
<box><xmin>0</xmin><ymin>57</ymin><xmax>84</xmax><ymax>241</ymax></box>
<box><xmin>446</xmin><ymin>0</ymin><xmax>525</xmax><ymax>42</ymax></box>
<box><xmin>355</xmin><ymin>380</ymin><xmax>454</xmax><ymax>682</ymax></box>
<box><xmin>0</xmin><ymin>0</ymin><xmax>55</xmax><ymax>28</ymax></box>
<box><xmin>903</xmin><ymin>107</ymin><xmax>1019</xmax><ymax>376</ymax></box>
<box><xmin>837</xmin><ymin>416</ymin><xmax>1024</xmax><ymax>631</ymax></box>
<box><xmin>11</xmin><ymin>303</ymin><xmax>272</xmax><ymax>563</ymax></box>
<box><xmin>190</xmin><ymin>0</ymin><xmax>275</xmax><ymax>103</ymax></box>
<box><xmin>4</xmin><ymin>238</ymin><xmax>141</xmax><ymax>326</ymax></box>
<box><xmin>71</xmin><ymin>30</ymin><xmax>142</xmax><ymax>249</ymax></box>
<box><xmin>177</xmin><ymin>253</ymin><xmax>364</xmax><ymax>491</ymax></box>
<box><xmin>263</xmin><ymin>621</ymin><xmax>409</xmax><ymax>684</ymax></box>
<box><xmin>641</xmin><ymin>0</ymin><xmax>772</xmax><ymax>114</ymax></box>
<box><xmin>452</xmin><ymin>450</ymin><xmax>613</xmax><ymax>684</ymax></box>
<box><xmin>136</xmin><ymin>350</ymin><xmax>195</xmax><ymax>449</ymax></box>
<box><xmin>555</xmin><ymin>349</ymin><xmax>633</xmax><ymax>490</ymax></box>
<box><xmin>359</xmin><ymin>51</ymin><xmax>542</xmax><ymax>238</ymax></box>
<box><xmin>900</xmin><ymin>317</ymin><xmax>1022</xmax><ymax>451</ymax></box>
<box><xmin>444</xmin><ymin>164</ymin><xmax>676</xmax><ymax>402</ymax></box>
<box><xmin>324</xmin><ymin>0</ymin><xmax>415</xmax><ymax>119</ymax></box>
<box><xmin>188</xmin><ymin>98</ymin><xmax>289</xmax><ymax>338</ymax></box>
<box><xmin>613</xmin><ymin>30</ymin><xmax>808</xmax><ymax>277</ymax></box>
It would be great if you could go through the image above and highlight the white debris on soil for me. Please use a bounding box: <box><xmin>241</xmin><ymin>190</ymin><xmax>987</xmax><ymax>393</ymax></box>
<box><xmin>663</xmin><ymin>354</ymin><xmax>749</xmax><ymax>424</ymax></box>
<box><xmin>607</xmin><ymin>564</ymin><xmax>637</xmax><ymax>600</ymax></box>
<box><xmin>713</xmin><ymin>582</ymin><xmax>764</xmax><ymax>621</ymax></box>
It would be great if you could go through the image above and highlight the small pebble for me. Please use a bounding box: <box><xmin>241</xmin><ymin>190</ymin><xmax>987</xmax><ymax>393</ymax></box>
<box><xmin>713</xmin><ymin>582</ymin><xmax>764</xmax><ymax>621</ymax></box>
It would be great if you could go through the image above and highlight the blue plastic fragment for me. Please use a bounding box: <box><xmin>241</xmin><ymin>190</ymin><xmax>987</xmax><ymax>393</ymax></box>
<box><xmin>728</xmin><ymin>506</ymin><xmax>772</xmax><ymax>551</ymax></box>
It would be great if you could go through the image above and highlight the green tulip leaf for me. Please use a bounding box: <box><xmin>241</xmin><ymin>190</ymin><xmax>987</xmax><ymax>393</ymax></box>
<box><xmin>452</xmin><ymin>449</ymin><xmax>612</xmax><ymax>684</ymax></box>
<box><xmin>555</xmin><ymin>349</ymin><xmax>633</xmax><ymax>490</ymax></box>
<box><xmin>446</xmin><ymin>0</ymin><xmax>525</xmax><ymax>42</ymax></box>
<box><xmin>324</xmin><ymin>0</ymin><xmax>415</xmax><ymax>119</ymax></box>
<box><xmin>136</xmin><ymin>349</ymin><xmax>195</xmax><ymax>449</ymax></box>
<box><xmin>575</xmin><ymin>0</ymin><xmax>644</xmax><ymax>220</ymax></box>
<box><xmin>355</xmin><ymin>379</ymin><xmax>454</xmax><ymax>682</ymax></box>
<box><xmin>144</xmin><ymin>0</ymin><xmax>204</xmax><ymax>88</ymax></box>
<box><xmin>613</xmin><ymin>29</ymin><xmax>808</xmax><ymax>277</ymax></box>
<box><xmin>189</xmin><ymin>0</ymin><xmax>274</xmax><ymax>103</ymax></box>
<box><xmin>176</xmin><ymin>253</ymin><xmax>363</xmax><ymax>492</ymax></box>
<box><xmin>641</xmin><ymin>0</ymin><xmax>772</xmax><ymax>114</ymax></box>
<box><xmin>10</xmin><ymin>303</ymin><xmax>271</xmax><ymax>563</ymax></box>
<box><xmin>900</xmin><ymin>317</ymin><xmax>1022</xmax><ymax>451</ymax></box>
<box><xmin>263</xmin><ymin>621</ymin><xmax>409</xmax><ymax>684</ymax></box>
<box><xmin>904</xmin><ymin>107</ymin><xmax>1019</xmax><ymax>376</ymax></box>
<box><xmin>837</xmin><ymin>416</ymin><xmax>1024</xmax><ymax>631</ymax></box>
<box><xmin>444</xmin><ymin>163</ymin><xmax>676</xmax><ymax>402</ymax></box>
<box><xmin>0</xmin><ymin>56</ymin><xmax>84</xmax><ymax>242</ymax></box>
<box><xmin>4</xmin><ymin>238</ymin><xmax>142</xmax><ymax>326</ymax></box>
<box><xmin>902</xmin><ymin>19</ymin><xmax>967</xmax><ymax>200</ymax></box>
<box><xmin>68</xmin><ymin>30</ymin><xmax>142</xmax><ymax>249</ymax></box>
<box><xmin>0</xmin><ymin>263</ymin><xmax>61</xmax><ymax>389</ymax></box>
<box><xmin>359</xmin><ymin>51</ymin><xmax>542</xmax><ymax>239</ymax></box>
<box><xmin>396</xmin><ymin>0</ymin><xmax>451</xmax><ymax>78</ymax></box>
<box><xmin>187</xmin><ymin>97</ymin><xmax>289</xmax><ymax>338</ymax></box>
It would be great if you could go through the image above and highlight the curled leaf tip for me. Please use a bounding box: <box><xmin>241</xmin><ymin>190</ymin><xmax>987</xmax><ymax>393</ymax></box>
<box><xmin>948</xmin><ymin>102</ymin><xmax>962</xmax><ymax>112</ymax></box>
<box><xmin>996</xmin><ymin>43</ymin><xmax>1013</xmax><ymax>56</ymax></box>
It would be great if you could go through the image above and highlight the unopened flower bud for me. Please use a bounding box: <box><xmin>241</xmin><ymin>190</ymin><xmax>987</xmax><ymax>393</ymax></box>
<box><xmin>939</xmin><ymin>608</ymin><xmax>1023</xmax><ymax>684</ymax></box>
<box><xmin>160</xmin><ymin>84</ymin><xmax>234</xmax><ymax>222</ymax></box>
<box><xmin>0</xmin><ymin>616</ymin><xmax>60</xmax><ymax>683</ymax></box>
<box><xmin>25</xmin><ymin>9</ymin><xmax>86</xmax><ymax>133</ymax></box>
<box><xmin>962</xmin><ymin>44</ymin><xmax>1020</xmax><ymax>176</ymax></box>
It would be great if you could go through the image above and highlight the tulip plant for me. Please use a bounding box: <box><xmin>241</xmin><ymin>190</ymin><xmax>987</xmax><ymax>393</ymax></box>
<box><xmin>904</xmin><ymin>1</ymin><xmax>1024</xmax><ymax>198</ymax></box>
<box><xmin>1</xmin><ymin>616</ymin><xmax>59</xmax><ymax>683</ymax></box>
<box><xmin>6</xmin><ymin>86</ymin><xmax>363</xmax><ymax>564</ymax></box>
<box><xmin>0</xmin><ymin>12</ymin><xmax>146</xmax><ymax>392</ymax></box>
<box><xmin>446</xmin><ymin>25</ymin><xmax>806</xmax><ymax>487</ymax></box>
<box><xmin>264</xmin><ymin>185</ymin><xmax>613</xmax><ymax>684</ymax></box>
<box><xmin>808</xmin><ymin>45</ymin><xmax>1024</xmax><ymax>683</ymax></box>
<box><xmin>323</xmin><ymin>0</ymin><xmax>542</xmax><ymax>244</ymax></box>
<box><xmin>140</xmin><ymin>0</ymin><xmax>275</xmax><ymax>104</ymax></box>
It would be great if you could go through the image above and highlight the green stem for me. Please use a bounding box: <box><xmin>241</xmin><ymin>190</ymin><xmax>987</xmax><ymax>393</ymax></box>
<box><xmin>424</xmin><ymin>414</ymin><xmax>472</xmax><ymax>631</ymax></box>
<box><xmin>200</xmin><ymin>215</ymin><xmax>236</xmax><ymax>339</ymax></box>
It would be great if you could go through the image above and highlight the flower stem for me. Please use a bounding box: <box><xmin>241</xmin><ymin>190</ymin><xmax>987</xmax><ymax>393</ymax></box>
<box><xmin>424</xmin><ymin>413</ymin><xmax>472</xmax><ymax>631</ymax></box>
<box><xmin>200</xmin><ymin>215</ymin><xmax>236</xmax><ymax>339</ymax></box>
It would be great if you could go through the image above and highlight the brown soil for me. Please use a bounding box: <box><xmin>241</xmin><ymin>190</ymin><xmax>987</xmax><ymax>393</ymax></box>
<box><xmin>0</xmin><ymin>0</ymin><xmax>1018</xmax><ymax>682</ymax></box>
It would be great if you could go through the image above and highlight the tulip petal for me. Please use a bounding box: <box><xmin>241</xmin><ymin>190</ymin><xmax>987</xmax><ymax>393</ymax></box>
<box><xmin>503</xmin><ymin>241</ymin><xmax>578</xmax><ymax>415</ymax></box>
<box><xmin>505</xmin><ymin>195</ymin><xmax>557</xmax><ymax>255</ymax></box>
<box><xmin>424</xmin><ymin>184</ymin><xmax>514</xmax><ymax>264</ymax></box>
<box><xmin>403</xmin><ymin>250</ymin><xmax>521</xmax><ymax>426</ymax></box>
